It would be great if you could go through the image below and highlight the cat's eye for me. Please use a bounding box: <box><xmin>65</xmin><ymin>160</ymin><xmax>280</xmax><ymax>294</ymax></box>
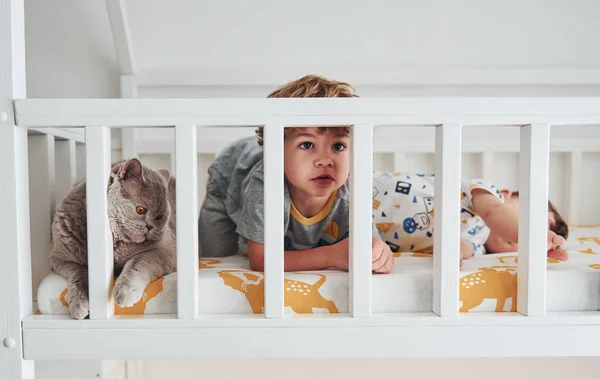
<box><xmin>136</xmin><ymin>206</ymin><xmax>147</xmax><ymax>215</ymax></box>
<box><xmin>155</xmin><ymin>215</ymin><xmax>163</xmax><ymax>221</ymax></box>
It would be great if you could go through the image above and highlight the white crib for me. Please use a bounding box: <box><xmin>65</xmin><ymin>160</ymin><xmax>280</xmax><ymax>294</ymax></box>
<box><xmin>3</xmin><ymin>0</ymin><xmax>600</xmax><ymax>378</ymax></box>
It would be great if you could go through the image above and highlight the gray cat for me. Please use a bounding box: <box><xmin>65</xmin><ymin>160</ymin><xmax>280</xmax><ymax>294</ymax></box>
<box><xmin>49</xmin><ymin>158</ymin><xmax>177</xmax><ymax>319</ymax></box>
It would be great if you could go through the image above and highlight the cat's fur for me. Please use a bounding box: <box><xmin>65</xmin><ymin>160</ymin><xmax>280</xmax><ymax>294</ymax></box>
<box><xmin>49</xmin><ymin>158</ymin><xmax>177</xmax><ymax>319</ymax></box>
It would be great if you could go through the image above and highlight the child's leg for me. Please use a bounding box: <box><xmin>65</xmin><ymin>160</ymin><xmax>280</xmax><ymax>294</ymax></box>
<box><xmin>198</xmin><ymin>191</ymin><xmax>239</xmax><ymax>257</ymax></box>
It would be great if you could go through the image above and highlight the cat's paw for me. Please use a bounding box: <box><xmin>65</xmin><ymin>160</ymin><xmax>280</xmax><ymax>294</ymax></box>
<box><xmin>114</xmin><ymin>280</ymin><xmax>144</xmax><ymax>307</ymax></box>
<box><xmin>69</xmin><ymin>295</ymin><xmax>89</xmax><ymax>320</ymax></box>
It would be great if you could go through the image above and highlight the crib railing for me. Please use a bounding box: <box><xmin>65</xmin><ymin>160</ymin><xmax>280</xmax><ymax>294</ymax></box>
<box><xmin>27</xmin><ymin>131</ymin><xmax>84</xmax><ymax>303</ymax></box>
<box><xmin>14</xmin><ymin>97</ymin><xmax>600</xmax><ymax>322</ymax></box>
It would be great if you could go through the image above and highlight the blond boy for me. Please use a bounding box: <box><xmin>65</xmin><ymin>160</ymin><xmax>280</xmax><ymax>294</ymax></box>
<box><xmin>198</xmin><ymin>75</ymin><xmax>394</xmax><ymax>273</ymax></box>
<box><xmin>198</xmin><ymin>75</ymin><xmax>569</xmax><ymax>274</ymax></box>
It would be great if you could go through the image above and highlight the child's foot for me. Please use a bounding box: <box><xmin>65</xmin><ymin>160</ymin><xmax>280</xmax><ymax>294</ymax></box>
<box><xmin>548</xmin><ymin>248</ymin><xmax>568</xmax><ymax>261</ymax></box>
<box><xmin>547</xmin><ymin>232</ymin><xmax>568</xmax><ymax>261</ymax></box>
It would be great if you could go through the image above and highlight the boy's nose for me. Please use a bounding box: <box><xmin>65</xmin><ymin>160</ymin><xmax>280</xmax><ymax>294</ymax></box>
<box><xmin>315</xmin><ymin>156</ymin><xmax>334</xmax><ymax>167</ymax></box>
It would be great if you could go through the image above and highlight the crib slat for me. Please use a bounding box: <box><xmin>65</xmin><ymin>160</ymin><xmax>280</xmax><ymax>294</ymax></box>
<box><xmin>567</xmin><ymin>151</ymin><xmax>582</xmax><ymax>224</ymax></box>
<box><xmin>28</xmin><ymin>135</ymin><xmax>56</xmax><ymax>304</ymax></box>
<box><xmin>481</xmin><ymin>151</ymin><xmax>494</xmax><ymax>179</ymax></box>
<box><xmin>433</xmin><ymin>123</ymin><xmax>462</xmax><ymax>317</ymax></box>
<box><xmin>170</xmin><ymin>151</ymin><xmax>176</xmax><ymax>178</ymax></box>
<box><xmin>350</xmin><ymin>124</ymin><xmax>373</xmax><ymax>318</ymax></box>
<box><xmin>85</xmin><ymin>126</ymin><xmax>114</xmax><ymax>320</ymax></box>
<box><xmin>393</xmin><ymin>151</ymin><xmax>406</xmax><ymax>173</ymax></box>
<box><xmin>0</xmin><ymin>0</ymin><xmax>34</xmax><ymax>376</ymax></box>
<box><xmin>120</xmin><ymin>130</ymin><xmax>136</xmax><ymax>160</ymax></box>
<box><xmin>55</xmin><ymin>140</ymin><xmax>77</xmax><ymax>204</ymax></box>
<box><xmin>175</xmin><ymin>125</ymin><xmax>199</xmax><ymax>319</ymax></box>
<box><xmin>76</xmin><ymin>142</ymin><xmax>86</xmax><ymax>182</ymax></box>
<box><xmin>517</xmin><ymin>123</ymin><xmax>550</xmax><ymax>316</ymax></box>
<box><xmin>263</xmin><ymin>124</ymin><xmax>284</xmax><ymax>318</ymax></box>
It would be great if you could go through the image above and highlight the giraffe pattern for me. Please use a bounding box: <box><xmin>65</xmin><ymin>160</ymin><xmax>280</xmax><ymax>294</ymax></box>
<box><xmin>393</xmin><ymin>252</ymin><xmax>432</xmax><ymax>258</ymax></box>
<box><xmin>496</xmin><ymin>255</ymin><xmax>562</xmax><ymax>264</ymax></box>
<box><xmin>578</xmin><ymin>237</ymin><xmax>600</xmax><ymax>245</ymax></box>
<box><xmin>218</xmin><ymin>270</ymin><xmax>338</xmax><ymax>314</ymax></box>
<box><xmin>496</xmin><ymin>255</ymin><xmax>518</xmax><ymax>264</ymax></box>
<box><xmin>459</xmin><ymin>266</ymin><xmax>517</xmax><ymax>312</ymax></box>
<box><xmin>199</xmin><ymin>259</ymin><xmax>221</xmax><ymax>269</ymax></box>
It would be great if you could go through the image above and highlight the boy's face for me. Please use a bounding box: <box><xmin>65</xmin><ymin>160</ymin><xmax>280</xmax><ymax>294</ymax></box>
<box><xmin>484</xmin><ymin>190</ymin><xmax>557</xmax><ymax>253</ymax></box>
<box><xmin>283</xmin><ymin>127</ymin><xmax>350</xmax><ymax>200</ymax></box>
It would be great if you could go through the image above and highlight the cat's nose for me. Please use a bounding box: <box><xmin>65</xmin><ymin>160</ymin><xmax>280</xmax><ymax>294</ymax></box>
<box><xmin>147</xmin><ymin>225</ymin><xmax>154</xmax><ymax>232</ymax></box>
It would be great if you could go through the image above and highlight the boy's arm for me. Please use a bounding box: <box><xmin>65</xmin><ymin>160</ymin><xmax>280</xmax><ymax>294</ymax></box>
<box><xmin>247</xmin><ymin>239</ymin><xmax>348</xmax><ymax>272</ymax></box>
<box><xmin>248</xmin><ymin>239</ymin><xmax>348</xmax><ymax>272</ymax></box>
<box><xmin>470</xmin><ymin>189</ymin><xmax>564</xmax><ymax>251</ymax></box>
<box><xmin>248</xmin><ymin>237</ymin><xmax>394</xmax><ymax>274</ymax></box>
<box><xmin>471</xmin><ymin>189</ymin><xmax>519</xmax><ymax>243</ymax></box>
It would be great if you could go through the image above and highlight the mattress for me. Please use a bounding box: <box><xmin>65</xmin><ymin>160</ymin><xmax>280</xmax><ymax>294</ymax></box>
<box><xmin>37</xmin><ymin>226</ymin><xmax>600</xmax><ymax>315</ymax></box>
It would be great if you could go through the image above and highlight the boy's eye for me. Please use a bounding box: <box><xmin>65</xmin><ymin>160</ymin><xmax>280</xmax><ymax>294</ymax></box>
<box><xmin>333</xmin><ymin>143</ymin><xmax>346</xmax><ymax>151</ymax></box>
<box><xmin>299</xmin><ymin>142</ymin><xmax>314</xmax><ymax>149</ymax></box>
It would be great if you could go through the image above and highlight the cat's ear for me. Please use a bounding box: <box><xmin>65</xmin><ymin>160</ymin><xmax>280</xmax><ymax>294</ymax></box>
<box><xmin>118</xmin><ymin>159</ymin><xmax>144</xmax><ymax>182</ymax></box>
<box><xmin>167</xmin><ymin>176</ymin><xmax>176</xmax><ymax>195</ymax></box>
<box><xmin>167</xmin><ymin>176</ymin><xmax>176</xmax><ymax>208</ymax></box>
<box><xmin>158</xmin><ymin>169</ymin><xmax>170</xmax><ymax>181</ymax></box>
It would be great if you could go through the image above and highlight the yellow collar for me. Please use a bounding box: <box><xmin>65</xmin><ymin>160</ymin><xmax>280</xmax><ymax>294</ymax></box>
<box><xmin>290</xmin><ymin>190</ymin><xmax>337</xmax><ymax>226</ymax></box>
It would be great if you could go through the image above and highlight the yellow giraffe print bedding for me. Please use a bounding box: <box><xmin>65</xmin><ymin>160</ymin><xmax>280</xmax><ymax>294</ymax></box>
<box><xmin>36</xmin><ymin>225</ymin><xmax>600</xmax><ymax>316</ymax></box>
<box><xmin>459</xmin><ymin>267</ymin><xmax>517</xmax><ymax>312</ymax></box>
<box><xmin>218</xmin><ymin>270</ymin><xmax>338</xmax><ymax>314</ymax></box>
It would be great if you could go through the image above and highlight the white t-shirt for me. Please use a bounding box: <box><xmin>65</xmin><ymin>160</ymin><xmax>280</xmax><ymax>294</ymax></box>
<box><xmin>372</xmin><ymin>172</ymin><xmax>504</xmax><ymax>256</ymax></box>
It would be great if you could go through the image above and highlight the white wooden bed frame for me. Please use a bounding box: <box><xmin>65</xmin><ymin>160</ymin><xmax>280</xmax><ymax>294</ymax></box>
<box><xmin>3</xmin><ymin>0</ymin><xmax>600</xmax><ymax>378</ymax></box>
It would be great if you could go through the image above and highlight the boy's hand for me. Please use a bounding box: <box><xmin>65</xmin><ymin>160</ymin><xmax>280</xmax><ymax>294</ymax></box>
<box><xmin>547</xmin><ymin>231</ymin><xmax>568</xmax><ymax>261</ymax></box>
<box><xmin>329</xmin><ymin>238</ymin><xmax>394</xmax><ymax>273</ymax></box>
<box><xmin>372</xmin><ymin>238</ymin><xmax>394</xmax><ymax>274</ymax></box>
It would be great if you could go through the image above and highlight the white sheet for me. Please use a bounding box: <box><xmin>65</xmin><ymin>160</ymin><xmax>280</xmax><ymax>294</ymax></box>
<box><xmin>37</xmin><ymin>226</ymin><xmax>600</xmax><ymax>315</ymax></box>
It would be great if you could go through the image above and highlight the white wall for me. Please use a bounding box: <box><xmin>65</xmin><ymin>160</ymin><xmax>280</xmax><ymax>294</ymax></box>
<box><xmin>126</xmin><ymin>0</ymin><xmax>600</xmax><ymax>87</ymax></box>
<box><xmin>24</xmin><ymin>0</ymin><xmax>120</xmax><ymax>98</ymax></box>
<box><xmin>25</xmin><ymin>0</ymin><xmax>600</xmax><ymax>378</ymax></box>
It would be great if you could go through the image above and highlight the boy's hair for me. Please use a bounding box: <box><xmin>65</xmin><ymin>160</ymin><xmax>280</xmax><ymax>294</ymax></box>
<box><xmin>255</xmin><ymin>74</ymin><xmax>358</xmax><ymax>146</ymax></box>
<box><xmin>512</xmin><ymin>191</ymin><xmax>569</xmax><ymax>240</ymax></box>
